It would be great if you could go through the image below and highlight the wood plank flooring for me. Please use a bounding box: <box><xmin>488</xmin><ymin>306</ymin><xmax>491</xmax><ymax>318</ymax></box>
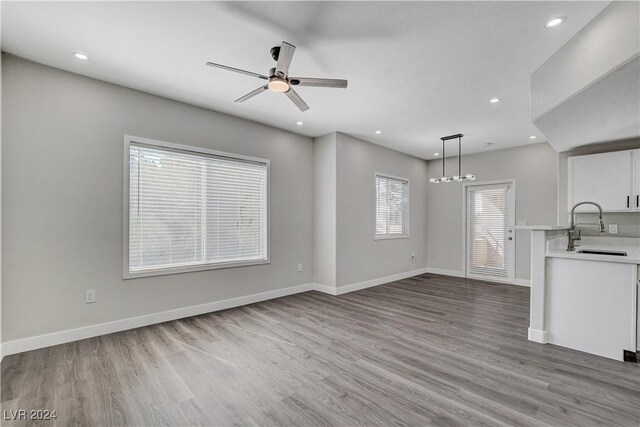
<box><xmin>2</xmin><ymin>273</ymin><xmax>639</xmax><ymax>426</ymax></box>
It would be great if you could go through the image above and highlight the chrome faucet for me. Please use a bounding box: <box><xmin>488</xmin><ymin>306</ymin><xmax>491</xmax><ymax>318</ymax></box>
<box><xmin>567</xmin><ymin>201</ymin><xmax>606</xmax><ymax>251</ymax></box>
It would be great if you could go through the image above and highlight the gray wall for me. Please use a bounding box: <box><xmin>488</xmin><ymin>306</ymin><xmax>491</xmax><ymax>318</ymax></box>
<box><xmin>336</xmin><ymin>133</ymin><xmax>427</xmax><ymax>286</ymax></box>
<box><xmin>2</xmin><ymin>55</ymin><xmax>313</xmax><ymax>342</ymax></box>
<box><xmin>312</xmin><ymin>133</ymin><xmax>337</xmax><ymax>287</ymax></box>
<box><xmin>426</xmin><ymin>142</ymin><xmax>558</xmax><ymax>281</ymax></box>
<box><xmin>557</xmin><ymin>139</ymin><xmax>640</xmax><ymax>237</ymax></box>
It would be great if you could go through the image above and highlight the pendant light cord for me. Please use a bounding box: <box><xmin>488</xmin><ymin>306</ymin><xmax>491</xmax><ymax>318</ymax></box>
<box><xmin>442</xmin><ymin>138</ymin><xmax>446</xmax><ymax>177</ymax></box>
<box><xmin>458</xmin><ymin>135</ymin><xmax>461</xmax><ymax>178</ymax></box>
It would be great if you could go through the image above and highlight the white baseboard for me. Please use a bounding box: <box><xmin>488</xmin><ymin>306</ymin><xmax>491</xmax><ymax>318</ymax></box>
<box><xmin>528</xmin><ymin>327</ymin><xmax>548</xmax><ymax>343</ymax></box>
<box><xmin>514</xmin><ymin>278</ymin><xmax>531</xmax><ymax>287</ymax></box>
<box><xmin>310</xmin><ymin>282</ymin><xmax>339</xmax><ymax>295</ymax></box>
<box><xmin>1</xmin><ymin>267</ymin><xmax>530</xmax><ymax>358</ymax></box>
<box><xmin>424</xmin><ymin>267</ymin><xmax>465</xmax><ymax>278</ymax></box>
<box><xmin>425</xmin><ymin>267</ymin><xmax>531</xmax><ymax>288</ymax></box>
<box><xmin>333</xmin><ymin>267</ymin><xmax>429</xmax><ymax>295</ymax></box>
<box><xmin>1</xmin><ymin>282</ymin><xmax>315</xmax><ymax>357</ymax></box>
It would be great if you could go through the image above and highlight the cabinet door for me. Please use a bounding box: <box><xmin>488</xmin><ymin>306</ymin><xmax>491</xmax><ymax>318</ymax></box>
<box><xmin>633</xmin><ymin>149</ymin><xmax>640</xmax><ymax>210</ymax></box>
<box><xmin>568</xmin><ymin>150</ymin><xmax>632</xmax><ymax>212</ymax></box>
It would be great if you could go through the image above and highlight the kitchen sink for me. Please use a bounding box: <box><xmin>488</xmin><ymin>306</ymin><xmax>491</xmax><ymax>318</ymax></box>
<box><xmin>577</xmin><ymin>249</ymin><xmax>627</xmax><ymax>256</ymax></box>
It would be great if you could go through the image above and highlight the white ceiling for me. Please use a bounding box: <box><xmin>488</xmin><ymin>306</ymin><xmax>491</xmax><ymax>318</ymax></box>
<box><xmin>1</xmin><ymin>1</ymin><xmax>609</xmax><ymax>159</ymax></box>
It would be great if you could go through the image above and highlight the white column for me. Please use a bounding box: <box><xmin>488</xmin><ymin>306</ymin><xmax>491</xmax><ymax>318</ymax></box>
<box><xmin>528</xmin><ymin>230</ymin><xmax>548</xmax><ymax>343</ymax></box>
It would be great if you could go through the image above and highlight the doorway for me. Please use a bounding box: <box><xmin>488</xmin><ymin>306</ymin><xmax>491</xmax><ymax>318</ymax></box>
<box><xmin>465</xmin><ymin>181</ymin><xmax>515</xmax><ymax>282</ymax></box>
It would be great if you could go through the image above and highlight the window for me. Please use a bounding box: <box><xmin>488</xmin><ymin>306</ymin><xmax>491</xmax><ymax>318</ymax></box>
<box><xmin>124</xmin><ymin>136</ymin><xmax>268</xmax><ymax>278</ymax></box>
<box><xmin>375</xmin><ymin>173</ymin><xmax>409</xmax><ymax>239</ymax></box>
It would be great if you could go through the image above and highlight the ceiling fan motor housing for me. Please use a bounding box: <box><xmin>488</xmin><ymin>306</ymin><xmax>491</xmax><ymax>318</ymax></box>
<box><xmin>270</xmin><ymin>46</ymin><xmax>280</xmax><ymax>61</ymax></box>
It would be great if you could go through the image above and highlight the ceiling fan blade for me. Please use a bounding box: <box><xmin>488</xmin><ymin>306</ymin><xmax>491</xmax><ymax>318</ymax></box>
<box><xmin>275</xmin><ymin>41</ymin><xmax>296</xmax><ymax>77</ymax></box>
<box><xmin>290</xmin><ymin>77</ymin><xmax>348</xmax><ymax>88</ymax></box>
<box><xmin>235</xmin><ymin>85</ymin><xmax>269</xmax><ymax>103</ymax></box>
<box><xmin>206</xmin><ymin>62</ymin><xmax>268</xmax><ymax>80</ymax></box>
<box><xmin>284</xmin><ymin>88</ymin><xmax>309</xmax><ymax>112</ymax></box>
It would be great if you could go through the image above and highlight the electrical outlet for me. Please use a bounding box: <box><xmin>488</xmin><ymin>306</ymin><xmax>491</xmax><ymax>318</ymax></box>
<box><xmin>411</xmin><ymin>253</ymin><xmax>415</xmax><ymax>260</ymax></box>
<box><xmin>85</xmin><ymin>290</ymin><xmax>96</xmax><ymax>304</ymax></box>
<box><xmin>297</xmin><ymin>263</ymin><xmax>303</xmax><ymax>272</ymax></box>
<box><xmin>609</xmin><ymin>224</ymin><xmax>618</xmax><ymax>234</ymax></box>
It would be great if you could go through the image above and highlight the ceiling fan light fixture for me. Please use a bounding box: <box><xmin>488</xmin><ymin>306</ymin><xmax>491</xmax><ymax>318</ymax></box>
<box><xmin>268</xmin><ymin>78</ymin><xmax>290</xmax><ymax>93</ymax></box>
<box><xmin>206</xmin><ymin>41</ymin><xmax>347</xmax><ymax>111</ymax></box>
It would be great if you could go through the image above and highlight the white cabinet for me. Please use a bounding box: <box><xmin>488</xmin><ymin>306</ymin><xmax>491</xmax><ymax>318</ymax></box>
<box><xmin>568</xmin><ymin>150</ymin><xmax>639</xmax><ymax>212</ymax></box>
<box><xmin>633</xmin><ymin>149</ymin><xmax>640</xmax><ymax>208</ymax></box>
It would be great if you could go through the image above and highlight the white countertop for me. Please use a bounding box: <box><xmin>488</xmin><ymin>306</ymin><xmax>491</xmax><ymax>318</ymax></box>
<box><xmin>515</xmin><ymin>225</ymin><xmax>570</xmax><ymax>230</ymax></box>
<box><xmin>546</xmin><ymin>236</ymin><xmax>640</xmax><ymax>264</ymax></box>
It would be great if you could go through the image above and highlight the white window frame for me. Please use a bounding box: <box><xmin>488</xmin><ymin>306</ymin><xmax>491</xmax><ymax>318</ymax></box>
<box><xmin>123</xmin><ymin>135</ymin><xmax>270</xmax><ymax>279</ymax></box>
<box><xmin>374</xmin><ymin>172</ymin><xmax>410</xmax><ymax>240</ymax></box>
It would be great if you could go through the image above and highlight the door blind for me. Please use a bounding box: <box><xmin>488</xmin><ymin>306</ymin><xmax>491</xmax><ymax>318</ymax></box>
<box><xmin>375</xmin><ymin>174</ymin><xmax>409</xmax><ymax>237</ymax></box>
<box><xmin>129</xmin><ymin>143</ymin><xmax>267</xmax><ymax>273</ymax></box>
<box><xmin>467</xmin><ymin>184</ymin><xmax>510</xmax><ymax>278</ymax></box>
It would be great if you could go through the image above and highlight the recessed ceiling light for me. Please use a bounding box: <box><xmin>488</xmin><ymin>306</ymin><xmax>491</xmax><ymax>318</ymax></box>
<box><xmin>296</xmin><ymin>121</ymin><xmax>303</xmax><ymax>125</ymax></box>
<box><xmin>489</xmin><ymin>97</ymin><xmax>501</xmax><ymax>103</ymax></box>
<box><xmin>434</xmin><ymin>152</ymin><xmax>440</xmax><ymax>156</ymax></box>
<box><xmin>546</xmin><ymin>17</ymin><xmax>566</xmax><ymax>28</ymax></box>
<box><xmin>72</xmin><ymin>52</ymin><xmax>89</xmax><ymax>61</ymax></box>
<box><xmin>529</xmin><ymin>135</ymin><xmax>537</xmax><ymax>139</ymax></box>
<box><xmin>375</xmin><ymin>130</ymin><xmax>382</xmax><ymax>134</ymax></box>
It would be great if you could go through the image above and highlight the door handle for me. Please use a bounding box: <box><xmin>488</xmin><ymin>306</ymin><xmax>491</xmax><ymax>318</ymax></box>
<box><xmin>508</xmin><ymin>237</ymin><xmax>513</xmax><ymax>241</ymax></box>
<box><xmin>637</xmin><ymin>195</ymin><xmax>639</xmax><ymax>208</ymax></box>
<box><xmin>627</xmin><ymin>195</ymin><xmax>630</xmax><ymax>208</ymax></box>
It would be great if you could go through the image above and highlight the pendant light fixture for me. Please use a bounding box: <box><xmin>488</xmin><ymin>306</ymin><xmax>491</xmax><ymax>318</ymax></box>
<box><xmin>429</xmin><ymin>133</ymin><xmax>475</xmax><ymax>183</ymax></box>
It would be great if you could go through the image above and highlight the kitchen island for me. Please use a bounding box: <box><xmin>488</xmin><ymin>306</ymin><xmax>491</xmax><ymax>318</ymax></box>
<box><xmin>518</xmin><ymin>225</ymin><xmax>639</xmax><ymax>361</ymax></box>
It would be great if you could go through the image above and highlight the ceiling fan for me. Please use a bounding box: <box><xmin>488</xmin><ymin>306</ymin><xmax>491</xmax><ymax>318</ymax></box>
<box><xmin>206</xmin><ymin>41</ymin><xmax>348</xmax><ymax>112</ymax></box>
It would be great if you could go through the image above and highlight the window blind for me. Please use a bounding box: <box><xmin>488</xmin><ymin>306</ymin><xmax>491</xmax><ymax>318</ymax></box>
<box><xmin>375</xmin><ymin>174</ymin><xmax>409</xmax><ymax>238</ymax></box>
<box><xmin>467</xmin><ymin>185</ymin><xmax>510</xmax><ymax>278</ymax></box>
<box><xmin>129</xmin><ymin>143</ymin><xmax>267</xmax><ymax>274</ymax></box>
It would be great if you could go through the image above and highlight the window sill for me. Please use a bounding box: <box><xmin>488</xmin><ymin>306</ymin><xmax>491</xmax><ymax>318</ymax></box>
<box><xmin>374</xmin><ymin>234</ymin><xmax>410</xmax><ymax>241</ymax></box>
<box><xmin>124</xmin><ymin>258</ymin><xmax>270</xmax><ymax>279</ymax></box>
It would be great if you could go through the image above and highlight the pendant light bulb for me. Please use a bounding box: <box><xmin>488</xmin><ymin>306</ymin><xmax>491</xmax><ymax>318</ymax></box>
<box><xmin>441</xmin><ymin>176</ymin><xmax>451</xmax><ymax>183</ymax></box>
<box><xmin>465</xmin><ymin>173</ymin><xmax>476</xmax><ymax>181</ymax></box>
<box><xmin>429</xmin><ymin>178</ymin><xmax>439</xmax><ymax>183</ymax></box>
<box><xmin>453</xmin><ymin>175</ymin><xmax>463</xmax><ymax>182</ymax></box>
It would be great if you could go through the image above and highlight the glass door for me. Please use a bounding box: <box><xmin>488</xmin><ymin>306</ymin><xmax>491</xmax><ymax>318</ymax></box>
<box><xmin>465</xmin><ymin>182</ymin><xmax>515</xmax><ymax>282</ymax></box>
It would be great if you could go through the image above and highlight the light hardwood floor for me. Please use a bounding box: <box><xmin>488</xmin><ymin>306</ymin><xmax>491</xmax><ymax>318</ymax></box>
<box><xmin>2</xmin><ymin>273</ymin><xmax>639</xmax><ymax>426</ymax></box>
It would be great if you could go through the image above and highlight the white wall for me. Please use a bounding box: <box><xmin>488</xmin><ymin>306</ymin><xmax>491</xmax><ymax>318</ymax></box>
<box><xmin>531</xmin><ymin>1</ymin><xmax>640</xmax><ymax>120</ymax></box>
<box><xmin>312</xmin><ymin>133</ymin><xmax>337</xmax><ymax>287</ymax></box>
<box><xmin>336</xmin><ymin>133</ymin><xmax>428</xmax><ymax>286</ymax></box>
<box><xmin>1</xmin><ymin>56</ymin><xmax>314</xmax><ymax>343</ymax></box>
<box><xmin>426</xmin><ymin>142</ymin><xmax>558</xmax><ymax>281</ymax></box>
